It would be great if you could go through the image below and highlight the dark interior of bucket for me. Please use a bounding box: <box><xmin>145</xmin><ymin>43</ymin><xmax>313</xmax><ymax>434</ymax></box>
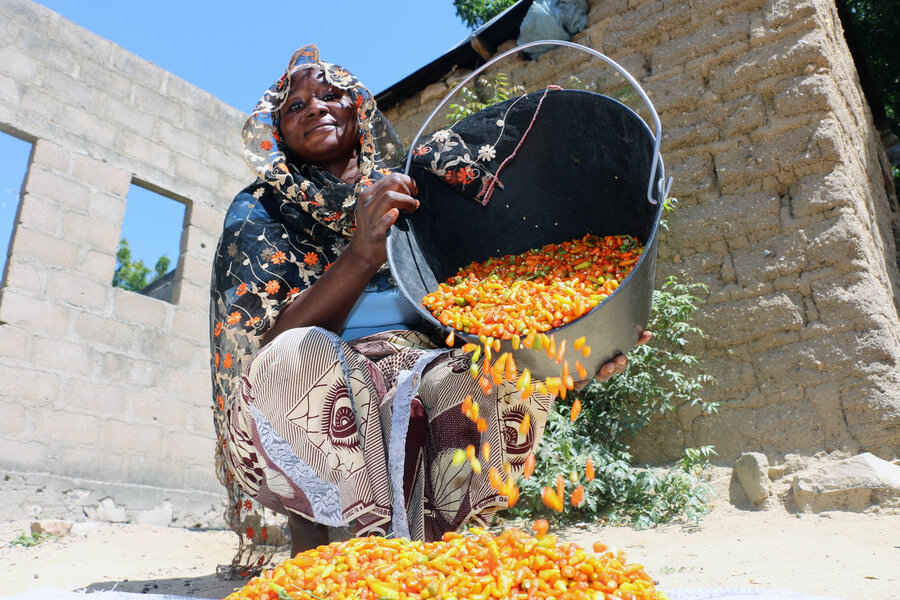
<box><xmin>387</xmin><ymin>89</ymin><xmax>664</xmax><ymax>374</ymax></box>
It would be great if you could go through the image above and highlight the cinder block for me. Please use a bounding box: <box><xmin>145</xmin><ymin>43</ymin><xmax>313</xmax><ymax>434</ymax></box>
<box><xmin>0</xmin><ymin>323</ymin><xmax>34</xmax><ymax>362</ymax></box>
<box><xmin>0</xmin><ymin>45</ymin><xmax>39</xmax><ymax>80</ymax></box>
<box><xmin>177</xmin><ymin>253</ymin><xmax>213</xmax><ymax>285</ymax></box>
<box><xmin>0</xmin><ymin>73</ymin><xmax>23</xmax><ymax>107</ymax></box>
<box><xmin>186</xmin><ymin>202</ymin><xmax>226</xmax><ymax>234</ymax></box>
<box><xmin>100</xmin><ymin>94</ymin><xmax>157</xmax><ymax>138</ymax></box>
<box><xmin>55</xmin><ymin>446</ymin><xmax>127</xmax><ymax>482</ymax></box>
<box><xmin>15</xmin><ymin>196</ymin><xmax>61</xmax><ymax>236</ymax></box>
<box><xmin>73</xmin><ymin>312</ymin><xmax>143</xmax><ymax>351</ymax></box>
<box><xmin>181</xmin><ymin>463</ymin><xmax>221</xmax><ymax>494</ymax></box>
<box><xmin>186</xmin><ymin>400</ymin><xmax>216</xmax><ymax>435</ymax></box>
<box><xmin>76</xmin><ymin>59</ymin><xmax>133</xmax><ymax>100</ymax></box>
<box><xmin>132</xmin><ymin>83</ymin><xmax>184</xmax><ymax>125</ymax></box>
<box><xmin>87</xmin><ymin>189</ymin><xmax>127</xmax><ymax>221</ymax></box>
<box><xmin>164</xmin><ymin>74</ymin><xmax>216</xmax><ymax>114</ymax></box>
<box><xmin>72</xmin><ymin>154</ymin><xmax>132</xmax><ymax>196</ymax></box>
<box><xmin>119</xmin><ymin>131</ymin><xmax>172</xmax><ymax>172</ymax></box>
<box><xmin>22</xmin><ymin>170</ymin><xmax>91</xmax><ymax>209</ymax></box>
<box><xmin>103</xmin><ymin>418</ymin><xmax>163</xmax><ymax>455</ymax></box>
<box><xmin>207</xmin><ymin>97</ymin><xmax>245</xmax><ymax>124</ymax></box>
<box><xmin>32</xmin><ymin>336</ymin><xmax>95</xmax><ymax>375</ymax></box>
<box><xmin>153</xmin><ymin>335</ymin><xmax>205</xmax><ymax>369</ymax></box>
<box><xmin>172</xmin><ymin>307</ymin><xmax>211</xmax><ymax>343</ymax></box>
<box><xmin>59</xmin><ymin>104</ymin><xmax>118</xmax><ymax>147</ymax></box>
<box><xmin>154</xmin><ymin>120</ymin><xmax>204</xmax><ymax>159</ymax></box>
<box><xmin>163</xmin><ymin>430</ymin><xmax>213</xmax><ymax>466</ymax></box>
<box><xmin>37</xmin><ymin>68</ymin><xmax>101</xmax><ymax>112</ymax></box>
<box><xmin>79</xmin><ymin>249</ymin><xmax>117</xmax><ymax>281</ymax></box>
<box><xmin>173</xmin><ymin>152</ymin><xmax>222</xmax><ymax>190</ymax></box>
<box><xmin>0</xmin><ymin>287</ymin><xmax>73</xmax><ymax>336</ymax></box>
<box><xmin>34</xmin><ymin>408</ymin><xmax>102</xmax><ymax>446</ymax></box>
<box><xmin>100</xmin><ymin>351</ymin><xmax>158</xmax><ymax>387</ymax></box>
<box><xmin>155</xmin><ymin>364</ymin><xmax>210</xmax><ymax>399</ymax></box>
<box><xmin>0</xmin><ymin>438</ymin><xmax>48</xmax><ymax>471</ymax></box>
<box><xmin>112</xmin><ymin>286</ymin><xmax>172</xmax><ymax>328</ymax></box>
<box><xmin>0</xmin><ymin>399</ymin><xmax>28</xmax><ymax>436</ymax></box>
<box><xmin>29</xmin><ymin>139</ymin><xmax>67</xmax><ymax>173</ymax></box>
<box><xmin>59</xmin><ymin>211</ymin><xmax>121</xmax><ymax>253</ymax></box>
<box><xmin>0</xmin><ymin>362</ymin><xmax>59</xmax><ymax>404</ymax></box>
<box><xmin>2</xmin><ymin>259</ymin><xmax>44</xmax><ymax>293</ymax></box>
<box><xmin>130</xmin><ymin>391</ymin><xmax>194</xmax><ymax>430</ymax></box>
<box><xmin>173</xmin><ymin>280</ymin><xmax>211</xmax><ymax>312</ymax></box>
<box><xmin>110</xmin><ymin>49</ymin><xmax>165</xmax><ymax>93</ymax></box>
<box><xmin>62</xmin><ymin>378</ymin><xmax>130</xmax><ymax>417</ymax></box>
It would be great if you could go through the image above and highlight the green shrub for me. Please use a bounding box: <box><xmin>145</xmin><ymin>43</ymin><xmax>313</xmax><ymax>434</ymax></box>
<box><xmin>507</xmin><ymin>275</ymin><xmax>718</xmax><ymax>527</ymax></box>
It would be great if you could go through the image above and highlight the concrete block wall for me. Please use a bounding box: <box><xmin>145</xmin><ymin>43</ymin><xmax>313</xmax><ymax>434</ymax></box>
<box><xmin>384</xmin><ymin>0</ymin><xmax>900</xmax><ymax>462</ymax></box>
<box><xmin>0</xmin><ymin>0</ymin><xmax>248</xmax><ymax>525</ymax></box>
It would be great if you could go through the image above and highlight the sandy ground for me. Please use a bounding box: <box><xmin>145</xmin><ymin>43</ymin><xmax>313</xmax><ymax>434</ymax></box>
<box><xmin>2</xmin><ymin>500</ymin><xmax>898</xmax><ymax>600</ymax></box>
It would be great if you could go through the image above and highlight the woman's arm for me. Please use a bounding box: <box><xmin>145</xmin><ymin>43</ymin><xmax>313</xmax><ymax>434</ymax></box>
<box><xmin>260</xmin><ymin>174</ymin><xmax>419</xmax><ymax>345</ymax></box>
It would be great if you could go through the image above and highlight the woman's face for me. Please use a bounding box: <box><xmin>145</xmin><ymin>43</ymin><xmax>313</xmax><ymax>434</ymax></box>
<box><xmin>278</xmin><ymin>69</ymin><xmax>359</xmax><ymax>167</ymax></box>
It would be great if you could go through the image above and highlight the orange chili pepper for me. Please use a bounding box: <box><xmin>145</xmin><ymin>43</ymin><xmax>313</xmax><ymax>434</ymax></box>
<box><xmin>571</xmin><ymin>484</ymin><xmax>585</xmax><ymax>507</ymax></box>
<box><xmin>556</xmin><ymin>473</ymin><xmax>565</xmax><ymax>503</ymax></box>
<box><xmin>488</xmin><ymin>466</ymin><xmax>502</xmax><ymax>490</ymax></box>
<box><xmin>571</xmin><ymin>398</ymin><xmax>582</xmax><ymax>422</ymax></box>
<box><xmin>532</xmin><ymin>519</ymin><xmax>549</xmax><ymax>539</ymax></box>
<box><xmin>445</xmin><ymin>330</ymin><xmax>455</xmax><ymax>347</ymax></box>
<box><xmin>505</xmin><ymin>354</ymin><xmax>517</xmax><ymax>382</ymax></box>
<box><xmin>226</xmin><ymin>503</ymin><xmax>666</xmax><ymax>600</ymax></box>
<box><xmin>519</xmin><ymin>413</ymin><xmax>531</xmax><ymax>435</ymax></box>
<box><xmin>541</xmin><ymin>486</ymin><xmax>564</xmax><ymax>512</ymax></box>
<box><xmin>575</xmin><ymin>360</ymin><xmax>588</xmax><ymax>380</ymax></box>
<box><xmin>523</xmin><ymin>453</ymin><xmax>536</xmax><ymax>478</ymax></box>
<box><xmin>555</xmin><ymin>338</ymin><xmax>566</xmax><ymax>364</ymax></box>
<box><xmin>586</xmin><ymin>457</ymin><xmax>595</xmax><ymax>482</ymax></box>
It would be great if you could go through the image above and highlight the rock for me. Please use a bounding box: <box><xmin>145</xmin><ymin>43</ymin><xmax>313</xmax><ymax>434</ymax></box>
<box><xmin>134</xmin><ymin>501</ymin><xmax>174</xmax><ymax>527</ymax></box>
<box><xmin>791</xmin><ymin>452</ymin><xmax>900</xmax><ymax>512</ymax></box>
<box><xmin>263</xmin><ymin>525</ymin><xmax>289</xmax><ymax>547</ymax></box>
<box><xmin>768</xmin><ymin>453</ymin><xmax>809</xmax><ymax>480</ymax></box>
<box><xmin>30</xmin><ymin>519</ymin><xmax>73</xmax><ymax>538</ymax></box>
<box><xmin>84</xmin><ymin>497</ymin><xmax>128</xmax><ymax>523</ymax></box>
<box><xmin>734</xmin><ymin>452</ymin><xmax>772</xmax><ymax>504</ymax></box>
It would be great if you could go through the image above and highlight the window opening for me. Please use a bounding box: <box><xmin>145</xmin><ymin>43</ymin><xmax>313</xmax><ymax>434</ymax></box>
<box><xmin>113</xmin><ymin>182</ymin><xmax>186</xmax><ymax>303</ymax></box>
<box><xmin>0</xmin><ymin>132</ymin><xmax>33</xmax><ymax>287</ymax></box>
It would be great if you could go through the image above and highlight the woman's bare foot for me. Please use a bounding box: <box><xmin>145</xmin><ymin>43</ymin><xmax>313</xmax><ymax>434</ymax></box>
<box><xmin>288</xmin><ymin>512</ymin><xmax>329</xmax><ymax>556</ymax></box>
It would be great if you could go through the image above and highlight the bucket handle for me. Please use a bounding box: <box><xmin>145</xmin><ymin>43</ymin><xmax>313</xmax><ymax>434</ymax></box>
<box><xmin>403</xmin><ymin>39</ymin><xmax>673</xmax><ymax>205</ymax></box>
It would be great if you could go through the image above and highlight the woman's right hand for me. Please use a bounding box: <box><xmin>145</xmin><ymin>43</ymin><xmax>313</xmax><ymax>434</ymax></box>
<box><xmin>351</xmin><ymin>173</ymin><xmax>419</xmax><ymax>266</ymax></box>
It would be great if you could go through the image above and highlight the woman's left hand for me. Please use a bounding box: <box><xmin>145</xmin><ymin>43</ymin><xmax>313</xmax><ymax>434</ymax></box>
<box><xmin>573</xmin><ymin>330</ymin><xmax>653</xmax><ymax>390</ymax></box>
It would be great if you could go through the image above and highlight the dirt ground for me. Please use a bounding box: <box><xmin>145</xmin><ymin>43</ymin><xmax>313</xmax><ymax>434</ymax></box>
<box><xmin>2</xmin><ymin>491</ymin><xmax>898</xmax><ymax>600</ymax></box>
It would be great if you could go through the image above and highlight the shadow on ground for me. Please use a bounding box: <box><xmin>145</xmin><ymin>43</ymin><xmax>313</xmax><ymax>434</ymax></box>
<box><xmin>81</xmin><ymin>573</ymin><xmax>249</xmax><ymax>598</ymax></box>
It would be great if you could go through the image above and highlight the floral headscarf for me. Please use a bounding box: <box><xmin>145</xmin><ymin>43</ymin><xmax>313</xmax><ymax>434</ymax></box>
<box><xmin>209</xmin><ymin>44</ymin><xmax>402</xmax><ymax>576</ymax></box>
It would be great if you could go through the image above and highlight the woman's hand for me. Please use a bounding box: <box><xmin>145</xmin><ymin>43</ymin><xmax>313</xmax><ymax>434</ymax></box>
<box><xmin>573</xmin><ymin>330</ymin><xmax>653</xmax><ymax>390</ymax></box>
<box><xmin>350</xmin><ymin>173</ymin><xmax>419</xmax><ymax>266</ymax></box>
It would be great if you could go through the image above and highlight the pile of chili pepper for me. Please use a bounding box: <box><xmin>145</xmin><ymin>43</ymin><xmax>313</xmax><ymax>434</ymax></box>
<box><xmin>422</xmin><ymin>234</ymin><xmax>643</xmax><ymax>341</ymax></box>
<box><xmin>225</xmin><ymin>525</ymin><xmax>667</xmax><ymax>600</ymax></box>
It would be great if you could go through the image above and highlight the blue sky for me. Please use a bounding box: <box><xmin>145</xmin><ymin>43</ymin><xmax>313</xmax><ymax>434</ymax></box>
<box><xmin>1</xmin><ymin>1</ymin><xmax>474</xmax><ymax>279</ymax></box>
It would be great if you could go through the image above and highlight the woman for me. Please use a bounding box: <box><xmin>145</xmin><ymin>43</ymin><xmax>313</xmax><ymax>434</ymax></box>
<box><xmin>210</xmin><ymin>45</ymin><xmax>644</xmax><ymax>573</ymax></box>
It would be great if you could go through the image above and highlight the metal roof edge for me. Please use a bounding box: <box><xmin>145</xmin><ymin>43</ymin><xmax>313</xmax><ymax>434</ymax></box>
<box><xmin>374</xmin><ymin>0</ymin><xmax>533</xmax><ymax>111</ymax></box>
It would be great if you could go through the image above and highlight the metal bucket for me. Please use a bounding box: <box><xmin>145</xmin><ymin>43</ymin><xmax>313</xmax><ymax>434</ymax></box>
<box><xmin>387</xmin><ymin>41</ymin><xmax>671</xmax><ymax>378</ymax></box>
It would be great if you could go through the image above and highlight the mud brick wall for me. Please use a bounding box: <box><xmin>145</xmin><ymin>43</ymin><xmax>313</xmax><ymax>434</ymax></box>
<box><xmin>384</xmin><ymin>0</ymin><xmax>900</xmax><ymax>462</ymax></box>
<box><xmin>0</xmin><ymin>0</ymin><xmax>247</xmax><ymax>524</ymax></box>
